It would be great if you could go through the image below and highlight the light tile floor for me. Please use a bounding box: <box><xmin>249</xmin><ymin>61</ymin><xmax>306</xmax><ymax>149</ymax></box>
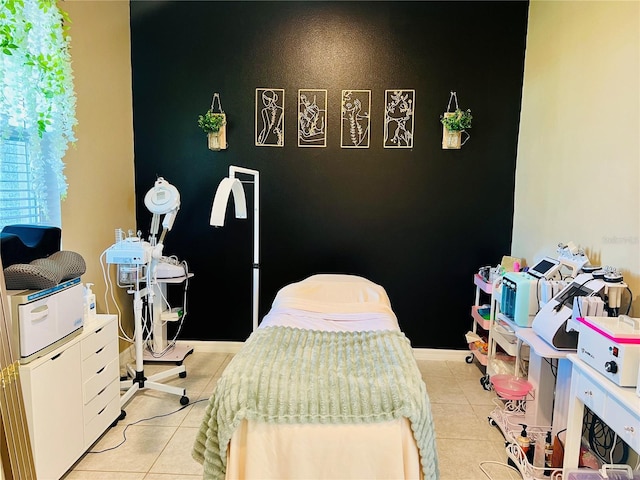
<box><xmin>63</xmin><ymin>351</ymin><xmax>522</xmax><ymax>480</ymax></box>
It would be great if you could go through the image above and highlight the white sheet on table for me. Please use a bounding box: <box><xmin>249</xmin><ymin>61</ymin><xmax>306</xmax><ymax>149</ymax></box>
<box><xmin>259</xmin><ymin>307</ymin><xmax>400</xmax><ymax>332</ymax></box>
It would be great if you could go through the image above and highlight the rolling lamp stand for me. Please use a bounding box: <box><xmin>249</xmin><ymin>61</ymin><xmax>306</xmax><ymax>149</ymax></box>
<box><xmin>211</xmin><ymin>165</ymin><xmax>260</xmax><ymax>332</ymax></box>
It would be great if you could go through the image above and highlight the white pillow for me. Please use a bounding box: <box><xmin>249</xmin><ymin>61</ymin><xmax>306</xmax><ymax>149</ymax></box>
<box><xmin>272</xmin><ymin>274</ymin><xmax>393</xmax><ymax>314</ymax></box>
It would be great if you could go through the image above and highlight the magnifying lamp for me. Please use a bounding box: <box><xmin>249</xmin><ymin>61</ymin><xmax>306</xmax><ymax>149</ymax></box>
<box><xmin>144</xmin><ymin>177</ymin><xmax>180</xmax><ymax>245</ymax></box>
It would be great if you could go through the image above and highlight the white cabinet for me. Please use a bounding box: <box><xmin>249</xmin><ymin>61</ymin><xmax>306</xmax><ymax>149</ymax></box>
<box><xmin>565</xmin><ymin>355</ymin><xmax>640</xmax><ymax>469</ymax></box>
<box><xmin>21</xmin><ymin>341</ymin><xmax>84</xmax><ymax>479</ymax></box>
<box><xmin>20</xmin><ymin>314</ymin><xmax>120</xmax><ymax>480</ymax></box>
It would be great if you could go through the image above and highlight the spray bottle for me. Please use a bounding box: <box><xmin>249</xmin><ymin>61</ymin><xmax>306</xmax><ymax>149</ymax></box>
<box><xmin>84</xmin><ymin>283</ymin><xmax>97</xmax><ymax>320</ymax></box>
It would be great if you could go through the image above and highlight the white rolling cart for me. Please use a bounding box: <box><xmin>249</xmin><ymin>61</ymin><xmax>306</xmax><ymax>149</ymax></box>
<box><xmin>473</xmin><ymin>273</ymin><xmax>528</xmax><ymax>390</ymax></box>
<box><xmin>484</xmin><ymin>276</ymin><xmax>528</xmax><ymax>386</ymax></box>
<box><xmin>488</xmin><ymin>327</ymin><xmax>572</xmax><ymax>479</ymax></box>
<box><xmin>466</xmin><ymin>273</ymin><xmax>493</xmax><ymax>369</ymax></box>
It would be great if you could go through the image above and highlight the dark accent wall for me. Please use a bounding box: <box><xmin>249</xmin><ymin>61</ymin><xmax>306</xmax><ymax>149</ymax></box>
<box><xmin>129</xmin><ymin>1</ymin><xmax>529</xmax><ymax>348</ymax></box>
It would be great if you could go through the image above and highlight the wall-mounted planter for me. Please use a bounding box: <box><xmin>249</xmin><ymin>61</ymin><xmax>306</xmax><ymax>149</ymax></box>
<box><xmin>442</xmin><ymin>113</ymin><xmax>462</xmax><ymax>149</ymax></box>
<box><xmin>440</xmin><ymin>92</ymin><xmax>472</xmax><ymax>150</ymax></box>
<box><xmin>199</xmin><ymin>93</ymin><xmax>228</xmax><ymax>151</ymax></box>
<box><xmin>207</xmin><ymin>113</ymin><xmax>227</xmax><ymax>151</ymax></box>
<box><xmin>442</xmin><ymin>129</ymin><xmax>462</xmax><ymax>149</ymax></box>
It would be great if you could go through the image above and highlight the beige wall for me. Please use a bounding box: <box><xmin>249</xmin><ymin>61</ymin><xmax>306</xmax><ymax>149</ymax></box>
<box><xmin>61</xmin><ymin>1</ymin><xmax>136</xmax><ymax>339</ymax></box>
<box><xmin>513</xmin><ymin>0</ymin><xmax>640</xmax><ymax>311</ymax></box>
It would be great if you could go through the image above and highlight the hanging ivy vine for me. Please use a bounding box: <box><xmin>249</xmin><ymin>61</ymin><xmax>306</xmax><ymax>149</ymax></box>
<box><xmin>0</xmin><ymin>0</ymin><xmax>77</xmax><ymax>207</ymax></box>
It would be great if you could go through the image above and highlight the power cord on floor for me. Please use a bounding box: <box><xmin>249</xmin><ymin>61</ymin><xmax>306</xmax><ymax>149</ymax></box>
<box><xmin>86</xmin><ymin>397</ymin><xmax>208</xmax><ymax>454</ymax></box>
<box><xmin>479</xmin><ymin>460</ymin><xmax>522</xmax><ymax>479</ymax></box>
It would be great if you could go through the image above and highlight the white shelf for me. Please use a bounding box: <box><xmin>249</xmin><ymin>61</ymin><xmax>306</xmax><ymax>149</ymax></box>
<box><xmin>516</xmin><ymin>328</ymin><xmax>570</xmax><ymax>360</ymax></box>
<box><xmin>489</xmin><ymin>401</ymin><xmax>563</xmax><ymax>480</ymax></box>
<box><xmin>156</xmin><ymin>272</ymin><xmax>194</xmax><ymax>284</ymax></box>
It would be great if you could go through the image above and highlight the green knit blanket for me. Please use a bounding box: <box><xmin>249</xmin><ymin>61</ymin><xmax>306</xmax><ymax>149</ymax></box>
<box><xmin>192</xmin><ymin>326</ymin><xmax>439</xmax><ymax>479</ymax></box>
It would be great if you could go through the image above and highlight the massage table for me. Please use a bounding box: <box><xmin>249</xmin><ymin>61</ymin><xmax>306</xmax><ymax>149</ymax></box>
<box><xmin>193</xmin><ymin>274</ymin><xmax>439</xmax><ymax>479</ymax></box>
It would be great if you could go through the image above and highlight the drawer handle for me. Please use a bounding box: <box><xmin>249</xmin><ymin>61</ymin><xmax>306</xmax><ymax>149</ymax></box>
<box><xmin>583</xmin><ymin>390</ymin><xmax>593</xmax><ymax>397</ymax></box>
<box><xmin>51</xmin><ymin>352</ymin><xmax>63</xmax><ymax>361</ymax></box>
<box><xmin>95</xmin><ymin>347</ymin><xmax>104</xmax><ymax>355</ymax></box>
<box><xmin>624</xmin><ymin>426</ymin><xmax>635</xmax><ymax>434</ymax></box>
<box><xmin>97</xmin><ymin>386</ymin><xmax>107</xmax><ymax>396</ymax></box>
<box><xmin>96</xmin><ymin>366</ymin><xmax>105</xmax><ymax>375</ymax></box>
<box><xmin>97</xmin><ymin>406</ymin><xmax>106</xmax><ymax>415</ymax></box>
<box><xmin>95</xmin><ymin>327</ymin><xmax>103</xmax><ymax>334</ymax></box>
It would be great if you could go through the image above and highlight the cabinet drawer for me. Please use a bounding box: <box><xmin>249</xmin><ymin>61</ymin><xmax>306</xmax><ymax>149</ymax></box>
<box><xmin>575</xmin><ymin>372</ymin><xmax>606</xmax><ymax>415</ymax></box>
<box><xmin>85</xmin><ymin>378</ymin><xmax>119</xmax><ymax>423</ymax></box>
<box><xmin>81</xmin><ymin>319</ymin><xmax>118</xmax><ymax>361</ymax></box>
<box><xmin>84</xmin><ymin>358</ymin><xmax>119</xmax><ymax>405</ymax></box>
<box><xmin>604</xmin><ymin>399</ymin><xmax>639</xmax><ymax>453</ymax></box>
<box><xmin>82</xmin><ymin>340</ymin><xmax>118</xmax><ymax>379</ymax></box>
<box><xmin>85</xmin><ymin>391</ymin><xmax>121</xmax><ymax>447</ymax></box>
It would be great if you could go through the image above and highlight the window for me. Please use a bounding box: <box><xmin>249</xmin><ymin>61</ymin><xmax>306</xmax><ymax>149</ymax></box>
<box><xmin>0</xmin><ymin>133</ymin><xmax>61</xmax><ymax>227</ymax></box>
<box><xmin>0</xmin><ymin>0</ymin><xmax>76</xmax><ymax>231</ymax></box>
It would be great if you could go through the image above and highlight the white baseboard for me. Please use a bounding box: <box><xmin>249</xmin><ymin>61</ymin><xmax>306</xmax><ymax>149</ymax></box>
<box><xmin>177</xmin><ymin>340</ymin><xmax>469</xmax><ymax>361</ymax></box>
<box><xmin>411</xmin><ymin>348</ymin><xmax>469</xmax><ymax>361</ymax></box>
<box><xmin>119</xmin><ymin>344</ymin><xmax>134</xmax><ymax>375</ymax></box>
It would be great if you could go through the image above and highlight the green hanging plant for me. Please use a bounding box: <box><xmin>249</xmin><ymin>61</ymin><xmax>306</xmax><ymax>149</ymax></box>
<box><xmin>197</xmin><ymin>110</ymin><xmax>226</xmax><ymax>134</ymax></box>
<box><xmin>440</xmin><ymin>108</ymin><xmax>473</xmax><ymax>132</ymax></box>
<box><xmin>0</xmin><ymin>0</ymin><xmax>78</xmax><ymax>213</ymax></box>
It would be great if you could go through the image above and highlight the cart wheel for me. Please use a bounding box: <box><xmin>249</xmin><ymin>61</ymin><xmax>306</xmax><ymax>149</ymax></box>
<box><xmin>180</xmin><ymin>396</ymin><xmax>189</xmax><ymax>406</ymax></box>
<box><xmin>179</xmin><ymin>371</ymin><xmax>187</xmax><ymax>378</ymax></box>
<box><xmin>119</xmin><ymin>409</ymin><xmax>126</xmax><ymax>421</ymax></box>
<box><xmin>480</xmin><ymin>375</ymin><xmax>491</xmax><ymax>390</ymax></box>
<box><xmin>465</xmin><ymin>354</ymin><xmax>473</xmax><ymax>364</ymax></box>
<box><xmin>488</xmin><ymin>416</ymin><xmax>497</xmax><ymax>427</ymax></box>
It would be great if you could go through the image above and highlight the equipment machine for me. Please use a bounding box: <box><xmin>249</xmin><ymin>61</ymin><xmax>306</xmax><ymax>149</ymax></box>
<box><xmin>105</xmin><ymin>177</ymin><xmax>191</xmax><ymax>408</ymax></box>
<box><xmin>575</xmin><ymin>315</ymin><xmax>640</xmax><ymax>387</ymax></box>
<box><xmin>532</xmin><ymin>273</ymin><xmax>608</xmax><ymax>349</ymax></box>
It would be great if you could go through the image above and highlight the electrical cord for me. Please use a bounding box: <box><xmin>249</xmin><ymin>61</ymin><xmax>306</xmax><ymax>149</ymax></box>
<box><xmin>86</xmin><ymin>397</ymin><xmax>208</xmax><ymax>454</ymax></box>
<box><xmin>478</xmin><ymin>460</ymin><xmax>521</xmax><ymax>479</ymax></box>
<box><xmin>624</xmin><ymin>285</ymin><xmax>633</xmax><ymax>315</ymax></box>
<box><xmin>543</xmin><ymin>356</ymin><xmax>557</xmax><ymax>380</ymax></box>
<box><xmin>99</xmin><ymin>248</ymin><xmax>133</xmax><ymax>344</ymax></box>
<box><xmin>588</xmin><ymin>412</ymin><xmax>629</xmax><ymax>464</ymax></box>
<box><xmin>145</xmin><ymin>259</ymin><xmax>190</xmax><ymax>358</ymax></box>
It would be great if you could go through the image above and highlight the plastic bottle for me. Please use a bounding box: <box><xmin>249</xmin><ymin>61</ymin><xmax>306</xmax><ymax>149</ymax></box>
<box><xmin>517</xmin><ymin>424</ymin><xmax>533</xmax><ymax>464</ymax></box>
<box><xmin>543</xmin><ymin>431</ymin><xmax>553</xmax><ymax>476</ymax></box>
<box><xmin>533</xmin><ymin>431</ymin><xmax>546</xmax><ymax>470</ymax></box>
<box><xmin>84</xmin><ymin>283</ymin><xmax>97</xmax><ymax>320</ymax></box>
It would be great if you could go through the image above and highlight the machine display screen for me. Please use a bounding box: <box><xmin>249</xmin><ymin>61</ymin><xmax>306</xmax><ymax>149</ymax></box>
<box><xmin>528</xmin><ymin>257</ymin><xmax>560</xmax><ymax>279</ymax></box>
